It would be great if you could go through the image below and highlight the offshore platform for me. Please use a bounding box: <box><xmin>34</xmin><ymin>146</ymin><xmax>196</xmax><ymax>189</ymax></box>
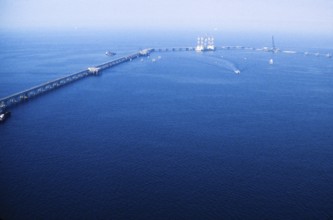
<box><xmin>195</xmin><ymin>36</ymin><xmax>215</xmax><ymax>52</ymax></box>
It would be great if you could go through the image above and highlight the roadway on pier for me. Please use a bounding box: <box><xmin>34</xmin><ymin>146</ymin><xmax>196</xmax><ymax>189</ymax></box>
<box><xmin>0</xmin><ymin>49</ymin><xmax>153</xmax><ymax>111</ymax></box>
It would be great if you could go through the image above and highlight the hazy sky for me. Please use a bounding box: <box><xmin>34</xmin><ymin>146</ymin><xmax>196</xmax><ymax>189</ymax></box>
<box><xmin>1</xmin><ymin>0</ymin><xmax>332</xmax><ymax>33</ymax></box>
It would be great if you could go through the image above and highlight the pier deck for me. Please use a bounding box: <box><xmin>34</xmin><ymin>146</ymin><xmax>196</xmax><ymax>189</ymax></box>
<box><xmin>0</xmin><ymin>48</ymin><xmax>154</xmax><ymax>111</ymax></box>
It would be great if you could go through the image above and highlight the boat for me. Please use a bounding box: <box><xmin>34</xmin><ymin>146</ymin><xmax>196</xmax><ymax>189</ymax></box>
<box><xmin>0</xmin><ymin>110</ymin><xmax>11</xmax><ymax>123</ymax></box>
<box><xmin>105</xmin><ymin>51</ymin><xmax>116</xmax><ymax>56</ymax></box>
<box><xmin>283</xmin><ymin>50</ymin><xmax>296</xmax><ymax>54</ymax></box>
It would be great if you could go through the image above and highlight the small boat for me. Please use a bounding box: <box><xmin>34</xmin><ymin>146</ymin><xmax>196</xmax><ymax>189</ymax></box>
<box><xmin>105</xmin><ymin>51</ymin><xmax>116</xmax><ymax>56</ymax></box>
<box><xmin>0</xmin><ymin>110</ymin><xmax>11</xmax><ymax>123</ymax></box>
<box><xmin>234</xmin><ymin>70</ymin><xmax>241</xmax><ymax>74</ymax></box>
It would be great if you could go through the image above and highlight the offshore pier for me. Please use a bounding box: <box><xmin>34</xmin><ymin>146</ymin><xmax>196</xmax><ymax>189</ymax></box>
<box><xmin>0</xmin><ymin>40</ymin><xmax>207</xmax><ymax>114</ymax></box>
<box><xmin>1</xmin><ymin>36</ymin><xmax>331</xmax><ymax>121</ymax></box>
<box><xmin>0</xmin><ymin>48</ymin><xmax>154</xmax><ymax>114</ymax></box>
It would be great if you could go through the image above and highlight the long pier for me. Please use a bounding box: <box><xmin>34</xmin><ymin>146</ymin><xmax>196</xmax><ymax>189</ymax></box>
<box><xmin>0</xmin><ymin>45</ymin><xmax>281</xmax><ymax>111</ymax></box>
<box><xmin>0</xmin><ymin>48</ymin><xmax>154</xmax><ymax>111</ymax></box>
<box><xmin>1</xmin><ymin>43</ymin><xmax>330</xmax><ymax>113</ymax></box>
<box><xmin>154</xmin><ymin>47</ymin><xmax>195</xmax><ymax>52</ymax></box>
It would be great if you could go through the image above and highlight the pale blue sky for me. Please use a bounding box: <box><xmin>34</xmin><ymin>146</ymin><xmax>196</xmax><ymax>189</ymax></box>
<box><xmin>1</xmin><ymin>0</ymin><xmax>332</xmax><ymax>33</ymax></box>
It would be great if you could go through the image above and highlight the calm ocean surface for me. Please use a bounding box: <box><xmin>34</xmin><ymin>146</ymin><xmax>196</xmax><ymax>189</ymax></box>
<box><xmin>1</xmin><ymin>31</ymin><xmax>333</xmax><ymax>219</ymax></box>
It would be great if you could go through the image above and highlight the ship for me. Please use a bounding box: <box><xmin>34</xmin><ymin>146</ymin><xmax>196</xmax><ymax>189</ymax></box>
<box><xmin>0</xmin><ymin>110</ymin><xmax>11</xmax><ymax>123</ymax></box>
<box><xmin>105</xmin><ymin>51</ymin><xmax>116</xmax><ymax>56</ymax></box>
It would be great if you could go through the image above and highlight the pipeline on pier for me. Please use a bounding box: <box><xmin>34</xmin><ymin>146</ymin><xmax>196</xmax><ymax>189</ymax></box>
<box><xmin>0</xmin><ymin>48</ymin><xmax>154</xmax><ymax>112</ymax></box>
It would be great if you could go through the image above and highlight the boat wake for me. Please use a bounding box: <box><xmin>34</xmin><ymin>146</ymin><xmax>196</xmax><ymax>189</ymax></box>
<box><xmin>219</xmin><ymin>57</ymin><xmax>241</xmax><ymax>74</ymax></box>
<box><xmin>209</xmin><ymin>55</ymin><xmax>242</xmax><ymax>74</ymax></box>
<box><xmin>196</xmin><ymin>51</ymin><xmax>245</xmax><ymax>74</ymax></box>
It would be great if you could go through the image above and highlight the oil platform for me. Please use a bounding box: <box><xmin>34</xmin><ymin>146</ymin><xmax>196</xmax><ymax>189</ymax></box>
<box><xmin>195</xmin><ymin>36</ymin><xmax>215</xmax><ymax>52</ymax></box>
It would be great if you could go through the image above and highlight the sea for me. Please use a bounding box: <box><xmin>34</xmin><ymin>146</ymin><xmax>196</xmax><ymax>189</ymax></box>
<box><xmin>0</xmin><ymin>30</ymin><xmax>333</xmax><ymax>220</ymax></box>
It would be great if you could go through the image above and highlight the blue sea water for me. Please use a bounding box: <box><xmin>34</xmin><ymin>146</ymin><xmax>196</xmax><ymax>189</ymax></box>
<box><xmin>1</xmin><ymin>30</ymin><xmax>333</xmax><ymax>220</ymax></box>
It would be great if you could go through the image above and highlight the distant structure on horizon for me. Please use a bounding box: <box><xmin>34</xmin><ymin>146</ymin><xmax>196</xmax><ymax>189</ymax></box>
<box><xmin>195</xmin><ymin>36</ymin><xmax>215</xmax><ymax>52</ymax></box>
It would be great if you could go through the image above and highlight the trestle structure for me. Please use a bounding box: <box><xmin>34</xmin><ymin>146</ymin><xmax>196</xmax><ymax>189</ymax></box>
<box><xmin>0</xmin><ymin>48</ymin><xmax>154</xmax><ymax>111</ymax></box>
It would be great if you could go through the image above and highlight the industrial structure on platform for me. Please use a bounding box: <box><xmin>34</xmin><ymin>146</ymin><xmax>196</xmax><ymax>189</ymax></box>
<box><xmin>195</xmin><ymin>36</ymin><xmax>215</xmax><ymax>52</ymax></box>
